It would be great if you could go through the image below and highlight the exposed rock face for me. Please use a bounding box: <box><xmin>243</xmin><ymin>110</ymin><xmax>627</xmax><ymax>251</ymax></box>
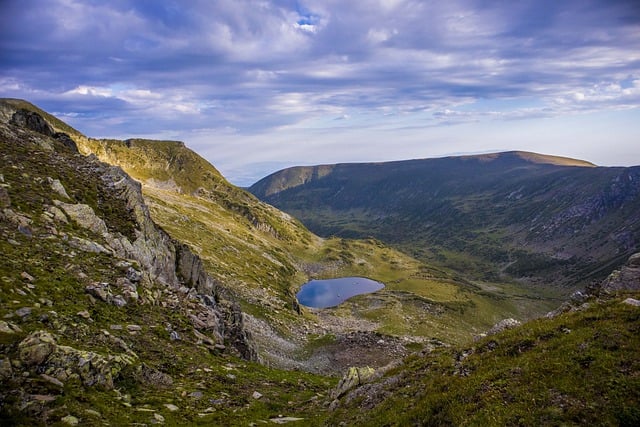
<box><xmin>10</xmin><ymin>109</ymin><xmax>78</xmax><ymax>152</ymax></box>
<box><xmin>547</xmin><ymin>252</ymin><xmax>640</xmax><ymax>318</ymax></box>
<box><xmin>1</xmin><ymin>105</ymin><xmax>255</xmax><ymax>359</ymax></box>
<box><xmin>331</xmin><ymin>366</ymin><xmax>376</xmax><ymax>399</ymax></box>
<box><xmin>10</xmin><ymin>109</ymin><xmax>54</xmax><ymax>136</ymax></box>
<box><xmin>17</xmin><ymin>331</ymin><xmax>137</xmax><ymax>389</ymax></box>
<box><xmin>599</xmin><ymin>252</ymin><xmax>640</xmax><ymax>294</ymax></box>
<box><xmin>175</xmin><ymin>242</ymin><xmax>217</xmax><ymax>296</ymax></box>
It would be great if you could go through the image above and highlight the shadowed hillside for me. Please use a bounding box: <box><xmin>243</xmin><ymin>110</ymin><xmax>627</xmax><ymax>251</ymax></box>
<box><xmin>250</xmin><ymin>153</ymin><xmax>640</xmax><ymax>289</ymax></box>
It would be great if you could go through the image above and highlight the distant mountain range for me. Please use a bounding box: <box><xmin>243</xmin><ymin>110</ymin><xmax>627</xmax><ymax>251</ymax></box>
<box><xmin>250</xmin><ymin>151</ymin><xmax>640</xmax><ymax>288</ymax></box>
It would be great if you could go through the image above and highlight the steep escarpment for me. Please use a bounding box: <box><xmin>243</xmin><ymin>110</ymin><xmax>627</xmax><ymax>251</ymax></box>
<box><xmin>0</xmin><ymin>107</ymin><xmax>308</xmax><ymax>425</ymax></box>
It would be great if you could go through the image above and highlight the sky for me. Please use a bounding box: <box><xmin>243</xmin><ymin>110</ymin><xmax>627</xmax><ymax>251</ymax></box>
<box><xmin>1</xmin><ymin>0</ymin><xmax>639</xmax><ymax>186</ymax></box>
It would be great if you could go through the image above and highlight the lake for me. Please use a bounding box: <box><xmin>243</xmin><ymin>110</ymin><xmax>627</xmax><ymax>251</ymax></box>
<box><xmin>296</xmin><ymin>277</ymin><xmax>385</xmax><ymax>308</ymax></box>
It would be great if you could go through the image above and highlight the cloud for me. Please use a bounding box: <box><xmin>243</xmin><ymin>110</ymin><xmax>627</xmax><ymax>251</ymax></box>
<box><xmin>1</xmin><ymin>0</ymin><xmax>639</xmax><ymax>183</ymax></box>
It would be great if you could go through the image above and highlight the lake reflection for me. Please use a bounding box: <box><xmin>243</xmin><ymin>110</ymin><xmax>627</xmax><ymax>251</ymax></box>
<box><xmin>296</xmin><ymin>277</ymin><xmax>384</xmax><ymax>308</ymax></box>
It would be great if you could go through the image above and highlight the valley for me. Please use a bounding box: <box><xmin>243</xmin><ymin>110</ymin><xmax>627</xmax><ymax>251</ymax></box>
<box><xmin>1</xmin><ymin>98</ymin><xmax>638</xmax><ymax>425</ymax></box>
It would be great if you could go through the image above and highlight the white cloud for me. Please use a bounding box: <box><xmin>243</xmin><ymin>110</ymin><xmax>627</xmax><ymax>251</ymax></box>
<box><xmin>2</xmin><ymin>0</ymin><xmax>639</xmax><ymax>184</ymax></box>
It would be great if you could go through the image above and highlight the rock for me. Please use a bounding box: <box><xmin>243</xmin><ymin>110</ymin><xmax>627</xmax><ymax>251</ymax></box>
<box><xmin>10</xmin><ymin>109</ymin><xmax>55</xmax><ymax>136</ymax></box>
<box><xmin>20</xmin><ymin>271</ymin><xmax>34</xmax><ymax>282</ymax></box>
<box><xmin>85</xmin><ymin>283</ymin><xmax>110</xmax><ymax>302</ymax></box>
<box><xmin>127</xmin><ymin>324</ymin><xmax>142</xmax><ymax>332</ymax></box>
<box><xmin>175</xmin><ymin>242</ymin><xmax>217</xmax><ymax>295</ymax></box>
<box><xmin>623</xmin><ymin>298</ymin><xmax>640</xmax><ymax>307</ymax></box>
<box><xmin>61</xmin><ymin>415</ymin><xmax>79</xmax><ymax>426</ymax></box>
<box><xmin>189</xmin><ymin>391</ymin><xmax>204</xmax><ymax>399</ymax></box>
<box><xmin>47</xmin><ymin>205</ymin><xmax>69</xmax><ymax>223</ymax></box>
<box><xmin>18</xmin><ymin>330</ymin><xmax>56</xmax><ymax>366</ymax></box>
<box><xmin>17</xmin><ymin>330</ymin><xmax>137</xmax><ymax>389</ymax></box>
<box><xmin>77</xmin><ymin>310</ymin><xmax>91</xmax><ymax>319</ymax></box>
<box><xmin>0</xmin><ymin>186</ymin><xmax>10</xmax><ymax>208</ymax></box>
<box><xmin>111</xmin><ymin>295</ymin><xmax>127</xmax><ymax>307</ymax></box>
<box><xmin>53</xmin><ymin>132</ymin><xmax>78</xmax><ymax>152</ymax></box>
<box><xmin>169</xmin><ymin>331</ymin><xmax>180</xmax><ymax>341</ymax></box>
<box><xmin>152</xmin><ymin>413</ymin><xmax>165</xmax><ymax>424</ymax></box>
<box><xmin>136</xmin><ymin>364</ymin><xmax>173</xmax><ymax>388</ymax></box>
<box><xmin>126</xmin><ymin>267</ymin><xmax>142</xmax><ymax>282</ymax></box>
<box><xmin>0</xmin><ymin>358</ymin><xmax>13</xmax><ymax>380</ymax></box>
<box><xmin>599</xmin><ymin>252</ymin><xmax>640</xmax><ymax>294</ymax></box>
<box><xmin>331</xmin><ymin>366</ymin><xmax>376</xmax><ymax>399</ymax></box>
<box><xmin>164</xmin><ymin>403</ymin><xmax>179</xmax><ymax>411</ymax></box>
<box><xmin>41</xmin><ymin>373</ymin><xmax>64</xmax><ymax>387</ymax></box>
<box><xmin>48</xmin><ymin>177</ymin><xmax>71</xmax><ymax>200</ymax></box>
<box><xmin>270</xmin><ymin>417</ymin><xmax>305</xmax><ymax>424</ymax></box>
<box><xmin>0</xmin><ymin>320</ymin><xmax>22</xmax><ymax>334</ymax></box>
<box><xmin>487</xmin><ymin>318</ymin><xmax>521</xmax><ymax>336</ymax></box>
<box><xmin>69</xmin><ymin>236</ymin><xmax>111</xmax><ymax>254</ymax></box>
<box><xmin>53</xmin><ymin>201</ymin><xmax>109</xmax><ymax>235</ymax></box>
<box><xmin>252</xmin><ymin>391</ymin><xmax>263</xmax><ymax>400</ymax></box>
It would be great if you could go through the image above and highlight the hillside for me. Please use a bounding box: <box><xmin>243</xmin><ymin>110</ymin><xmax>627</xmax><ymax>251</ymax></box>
<box><xmin>250</xmin><ymin>153</ymin><xmax>640</xmax><ymax>289</ymax></box>
<box><xmin>0</xmin><ymin>100</ymin><xmax>337</xmax><ymax>425</ymax></box>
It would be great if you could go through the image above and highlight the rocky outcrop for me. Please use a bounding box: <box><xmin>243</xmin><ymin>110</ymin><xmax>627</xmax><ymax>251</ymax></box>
<box><xmin>599</xmin><ymin>252</ymin><xmax>640</xmax><ymax>294</ymax></box>
<box><xmin>486</xmin><ymin>318</ymin><xmax>521</xmax><ymax>336</ymax></box>
<box><xmin>10</xmin><ymin>109</ymin><xmax>78</xmax><ymax>152</ymax></box>
<box><xmin>17</xmin><ymin>331</ymin><xmax>137</xmax><ymax>389</ymax></box>
<box><xmin>331</xmin><ymin>366</ymin><xmax>376</xmax><ymax>399</ymax></box>
<box><xmin>1</xmin><ymin>105</ymin><xmax>255</xmax><ymax>360</ymax></box>
<box><xmin>175</xmin><ymin>242</ymin><xmax>217</xmax><ymax>296</ymax></box>
<box><xmin>547</xmin><ymin>252</ymin><xmax>640</xmax><ymax>318</ymax></box>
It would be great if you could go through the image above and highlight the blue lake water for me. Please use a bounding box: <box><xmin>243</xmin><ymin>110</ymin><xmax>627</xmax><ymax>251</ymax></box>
<box><xmin>296</xmin><ymin>277</ymin><xmax>385</xmax><ymax>308</ymax></box>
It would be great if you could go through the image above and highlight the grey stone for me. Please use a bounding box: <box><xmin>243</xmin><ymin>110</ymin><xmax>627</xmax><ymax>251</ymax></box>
<box><xmin>20</xmin><ymin>271</ymin><xmax>34</xmax><ymax>282</ymax></box>
<box><xmin>15</xmin><ymin>307</ymin><xmax>33</xmax><ymax>318</ymax></box>
<box><xmin>331</xmin><ymin>366</ymin><xmax>376</xmax><ymax>399</ymax></box>
<box><xmin>0</xmin><ymin>358</ymin><xmax>13</xmax><ymax>380</ymax></box>
<box><xmin>487</xmin><ymin>318</ymin><xmax>521</xmax><ymax>336</ymax></box>
<box><xmin>61</xmin><ymin>415</ymin><xmax>79</xmax><ymax>426</ymax></box>
<box><xmin>48</xmin><ymin>177</ymin><xmax>70</xmax><ymax>200</ymax></box>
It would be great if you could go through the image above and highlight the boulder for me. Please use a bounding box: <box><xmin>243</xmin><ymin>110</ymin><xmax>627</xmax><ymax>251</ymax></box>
<box><xmin>599</xmin><ymin>252</ymin><xmax>640</xmax><ymax>294</ymax></box>
<box><xmin>331</xmin><ymin>366</ymin><xmax>376</xmax><ymax>399</ymax></box>
<box><xmin>10</xmin><ymin>109</ymin><xmax>54</xmax><ymax>136</ymax></box>
<box><xmin>17</xmin><ymin>330</ymin><xmax>137</xmax><ymax>389</ymax></box>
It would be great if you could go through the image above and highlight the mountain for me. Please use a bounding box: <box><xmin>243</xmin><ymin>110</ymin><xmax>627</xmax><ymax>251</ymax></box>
<box><xmin>250</xmin><ymin>152</ymin><xmax>640</xmax><ymax>289</ymax></box>
<box><xmin>1</xmin><ymin>99</ymin><xmax>639</xmax><ymax>425</ymax></box>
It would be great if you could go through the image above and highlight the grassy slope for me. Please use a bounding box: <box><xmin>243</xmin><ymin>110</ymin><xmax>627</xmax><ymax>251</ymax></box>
<box><xmin>329</xmin><ymin>293</ymin><xmax>640</xmax><ymax>426</ymax></box>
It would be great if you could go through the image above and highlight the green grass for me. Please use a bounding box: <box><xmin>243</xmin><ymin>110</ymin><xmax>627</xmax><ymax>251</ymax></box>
<box><xmin>329</xmin><ymin>294</ymin><xmax>640</xmax><ymax>426</ymax></box>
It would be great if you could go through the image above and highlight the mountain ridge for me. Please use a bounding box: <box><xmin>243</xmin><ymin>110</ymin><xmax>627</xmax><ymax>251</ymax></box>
<box><xmin>250</xmin><ymin>152</ymin><xmax>640</xmax><ymax>289</ymax></box>
<box><xmin>249</xmin><ymin>150</ymin><xmax>596</xmax><ymax>197</ymax></box>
